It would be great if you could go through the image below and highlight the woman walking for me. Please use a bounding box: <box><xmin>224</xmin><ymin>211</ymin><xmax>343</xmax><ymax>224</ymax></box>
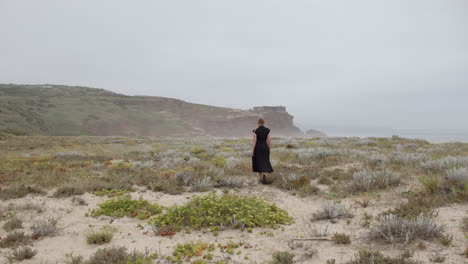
<box><xmin>252</xmin><ymin>117</ymin><xmax>274</xmax><ymax>184</ymax></box>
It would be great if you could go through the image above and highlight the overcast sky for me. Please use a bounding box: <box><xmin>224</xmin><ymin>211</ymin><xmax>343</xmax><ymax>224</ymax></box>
<box><xmin>1</xmin><ymin>0</ymin><xmax>467</xmax><ymax>134</ymax></box>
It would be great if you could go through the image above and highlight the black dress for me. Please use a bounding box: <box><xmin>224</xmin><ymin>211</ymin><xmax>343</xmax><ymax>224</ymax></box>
<box><xmin>252</xmin><ymin>125</ymin><xmax>274</xmax><ymax>173</ymax></box>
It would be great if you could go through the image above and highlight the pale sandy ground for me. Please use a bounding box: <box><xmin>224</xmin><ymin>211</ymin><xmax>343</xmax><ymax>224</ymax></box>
<box><xmin>0</xmin><ymin>183</ymin><xmax>467</xmax><ymax>264</ymax></box>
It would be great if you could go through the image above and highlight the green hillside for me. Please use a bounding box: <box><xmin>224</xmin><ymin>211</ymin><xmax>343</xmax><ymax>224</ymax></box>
<box><xmin>0</xmin><ymin>84</ymin><xmax>302</xmax><ymax>137</ymax></box>
<box><xmin>0</xmin><ymin>84</ymin><xmax>233</xmax><ymax>136</ymax></box>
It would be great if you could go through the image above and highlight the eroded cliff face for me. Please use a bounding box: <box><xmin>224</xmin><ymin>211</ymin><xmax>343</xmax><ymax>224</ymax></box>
<box><xmin>196</xmin><ymin>106</ymin><xmax>303</xmax><ymax>137</ymax></box>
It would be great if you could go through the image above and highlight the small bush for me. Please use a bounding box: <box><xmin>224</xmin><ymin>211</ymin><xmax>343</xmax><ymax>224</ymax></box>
<box><xmin>275</xmin><ymin>175</ymin><xmax>319</xmax><ymax>196</ymax></box>
<box><xmin>0</xmin><ymin>184</ymin><xmax>45</xmax><ymax>200</ymax></box>
<box><xmin>86</xmin><ymin>231</ymin><xmax>113</xmax><ymax>245</ymax></box>
<box><xmin>271</xmin><ymin>251</ymin><xmax>295</xmax><ymax>264</ymax></box>
<box><xmin>214</xmin><ymin>176</ymin><xmax>244</xmax><ymax>188</ymax></box>
<box><xmin>350</xmin><ymin>169</ymin><xmax>399</xmax><ymax>192</ymax></box>
<box><xmin>85</xmin><ymin>226</ymin><xmax>115</xmax><ymax>245</ymax></box>
<box><xmin>0</xmin><ymin>231</ymin><xmax>30</xmax><ymax>248</ymax></box>
<box><xmin>462</xmin><ymin>217</ymin><xmax>468</xmax><ymax>232</ymax></box>
<box><xmin>419</xmin><ymin>174</ymin><xmax>439</xmax><ymax>194</ymax></box>
<box><xmin>344</xmin><ymin>249</ymin><xmax>421</xmax><ymax>264</ymax></box>
<box><xmin>94</xmin><ymin>188</ymin><xmax>131</xmax><ymax>197</ymax></box>
<box><xmin>191</xmin><ymin>176</ymin><xmax>213</xmax><ymax>192</ymax></box>
<box><xmin>91</xmin><ymin>195</ymin><xmax>163</xmax><ymax>219</ymax></box>
<box><xmin>86</xmin><ymin>246</ymin><xmax>157</xmax><ymax>264</ymax></box>
<box><xmin>3</xmin><ymin>217</ymin><xmax>23</xmax><ymax>231</ymax></box>
<box><xmin>332</xmin><ymin>233</ymin><xmax>351</xmax><ymax>244</ymax></box>
<box><xmin>379</xmin><ymin>194</ymin><xmax>437</xmax><ymax>220</ymax></box>
<box><xmin>211</xmin><ymin>156</ymin><xmax>226</xmax><ymax>168</ymax></box>
<box><xmin>170</xmin><ymin>241</ymin><xmax>208</xmax><ymax>263</ymax></box>
<box><xmin>72</xmin><ymin>196</ymin><xmax>88</xmax><ymax>206</ymax></box>
<box><xmin>54</xmin><ymin>186</ymin><xmax>84</xmax><ymax>198</ymax></box>
<box><xmin>64</xmin><ymin>253</ymin><xmax>84</xmax><ymax>264</ymax></box>
<box><xmin>312</xmin><ymin>202</ymin><xmax>354</xmax><ymax>221</ymax></box>
<box><xmin>369</xmin><ymin>214</ymin><xmax>443</xmax><ymax>244</ymax></box>
<box><xmin>446</xmin><ymin>167</ymin><xmax>468</xmax><ymax>186</ymax></box>
<box><xmin>150</xmin><ymin>180</ymin><xmax>185</xmax><ymax>195</ymax></box>
<box><xmin>150</xmin><ymin>193</ymin><xmax>292</xmax><ymax>234</ymax></box>
<box><xmin>30</xmin><ymin>218</ymin><xmax>59</xmax><ymax>238</ymax></box>
<box><xmin>317</xmin><ymin>175</ymin><xmax>333</xmax><ymax>185</ymax></box>
<box><xmin>6</xmin><ymin>246</ymin><xmax>38</xmax><ymax>262</ymax></box>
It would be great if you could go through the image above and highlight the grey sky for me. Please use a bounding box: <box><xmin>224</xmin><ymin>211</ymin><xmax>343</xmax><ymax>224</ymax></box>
<box><xmin>1</xmin><ymin>0</ymin><xmax>467</xmax><ymax>134</ymax></box>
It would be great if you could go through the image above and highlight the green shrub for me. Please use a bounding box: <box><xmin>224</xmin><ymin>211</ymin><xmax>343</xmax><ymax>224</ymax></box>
<box><xmin>91</xmin><ymin>195</ymin><xmax>163</xmax><ymax>219</ymax></box>
<box><xmin>170</xmin><ymin>241</ymin><xmax>208</xmax><ymax>264</ymax></box>
<box><xmin>150</xmin><ymin>193</ymin><xmax>292</xmax><ymax>234</ymax></box>
<box><xmin>211</xmin><ymin>156</ymin><xmax>226</xmax><ymax>168</ymax></box>
<box><xmin>271</xmin><ymin>251</ymin><xmax>294</xmax><ymax>264</ymax></box>
<box><xmin>419</xmin><ymin>174</ymin><xmax>439</xmax><ymax>194</ymax></box>
<box><xmin>3</xmin><ymin>217</ymin><xmax>23</xmax><ymax>231</ymax></box>
<box><xmin>332</xmin><ymin>233</ymin><xmax>351</xmax><ymax>244</ymax></box>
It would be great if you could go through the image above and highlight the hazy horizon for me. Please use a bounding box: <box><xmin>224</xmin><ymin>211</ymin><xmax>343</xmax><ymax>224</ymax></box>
<box><xmin>1</xmin><ymin>0</ymin><xmax>467</xmax><ymax>137</ymax></box>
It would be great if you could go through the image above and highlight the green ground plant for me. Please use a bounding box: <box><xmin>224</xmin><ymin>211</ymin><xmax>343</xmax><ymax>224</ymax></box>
<box><xmin>150</xmin><ymin>192</ymin><xmax>292</xmax><ymax>234</ymax></box>
<box><xmin>91</xmin><ymin>195</ymin><xmax>163</xmax><ymax>219</ymax></box>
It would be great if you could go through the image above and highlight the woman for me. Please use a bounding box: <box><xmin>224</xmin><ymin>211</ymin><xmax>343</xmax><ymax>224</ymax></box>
<box><xmin>252</xmin><ymin>117</ymin><xmax>274</xmax><ymax>184</ymax></box>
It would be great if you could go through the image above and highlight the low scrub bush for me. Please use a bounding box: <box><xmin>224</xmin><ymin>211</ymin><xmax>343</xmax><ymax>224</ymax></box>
<box><xmin>94</xmin><ymin>188</ymin><xmax>131</xmax><ymax>197</ymax></box>
<box><xmin>344</xmin><ymin>249</ymin><xmax>421</xmax><ymax>264</ymax></box>
<box><xmin>368</xmin><ymin>214</ymin><xmax>443</xmax><ymax>244</ymax></box>
<box><xmin>350</xmin><ymin>169</ymin><xmax>399</xmax><ymax>192</ymax></box>
<box><xmin>54</xmin><ymin>185</ymin><xmax>84</xmax><ymax>198</ymax></box>
<box><xmin>271</xmin><ymin>251</ymin><xmax>295</xmax><ymax>264</ymax></box>
<box><xmin>0</xmin><ymin>231</ymin><xmax>30</xmax><ymax>248</ymax></box>
<box><xmin>214</xmin><ymin>176</ymin><xmax>244</xmax><ymax>188</ymax></box>
<box><xmin>30</xmin><ymin>218</ymin><xmax>59</xmax><ymax>238</ymax></box>
<box><xmin>150</xmin><ymin>179</ymin><xmax>185</xmax><ymax>195</ymax></box>
<box><xmin>150</xmin><ymin>193</ymin><xmax>292</xmax><ymax>234</ymax></box>
<box><xmin>419</xmin><ymin>174</ymin><xmax>439</xmax><ymax>194</ymax></box>
<box><xmin>0</xmin><ymin>184</ymin><xmax>45</xmax><ymax>200</ymax></box>
<box><xmin>332</xmin><ymin>233</ymin><xmax>351</xmax><ymax>244</ymax></box>
<box><xmin>85</xmin><ymin>226</ymin><xmax>116</xmax><ymax>245</ymax></box>
<box><xmin>91</xmin><ymin>195</ymin><xmax>163</xmax><ymax>219</ymax></box>
<box><xmin>6</xmin><ymin>246</ymin><xmax>38</xmax><ymax>262</ymax></box>
<box><xmin>446</xmin><ymin>167</ymin><xmax>468</xmax><ymax>186</ymax></box>
<box><xmin>86</xmin><ymin>246</ymin><xmax>157</xmax><ymax>264</ymax></box>
<box><xmin>366</xmin><ymin>153</ymin><xmax>387</xmax><ymax>168</ymax></box>
<box><xmin>379</xmin><ymin>194</ymin><xmax>437</xmax><ymax>220</ymax></box>
<box><xmin>312</xmin><ymin>202</ymin><xmax>354</xmax><ymax>221</ymax></box>
<box><xmin>462</xmin><ymin>217</ymin><xmax>468</xmax><ymax>232</ymax></box>
<box><xmin>421</xmin><ymin>156</ymin><xmax>468</xmax><ymax>172</ymax></box>
<box><xmin>392</xmin><ymin>152</ymin><xmax>428</xmax><ymax>166</ymax></box>
<box><xmin>3</xmin><ymin>217</ymin><xmax>23</xmax><ymax>231</ymax></box>
<box><xmin>275</xmin><ymin>174</ymin><xmax>320</xmax><ymax>196</ymax></box>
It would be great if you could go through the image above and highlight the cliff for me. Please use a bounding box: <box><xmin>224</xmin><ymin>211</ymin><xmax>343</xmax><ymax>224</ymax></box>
<box><xmin>0</xmin><ymin>84</ymin><xmax>303</xmax><ymax>137</ymax></box>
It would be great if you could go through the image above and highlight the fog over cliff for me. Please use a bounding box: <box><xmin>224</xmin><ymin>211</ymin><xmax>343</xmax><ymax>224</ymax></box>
<box><xmin>1</xmin><ymin>0</ymin><xmax>467</xmax><ymax>140</ymax></box>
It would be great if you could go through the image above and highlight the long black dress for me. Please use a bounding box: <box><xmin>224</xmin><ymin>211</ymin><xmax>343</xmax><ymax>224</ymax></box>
<box><xmin>252</xmin><ymin>125</ymin><xmax>274</xmax><ymax>173</ymax></box>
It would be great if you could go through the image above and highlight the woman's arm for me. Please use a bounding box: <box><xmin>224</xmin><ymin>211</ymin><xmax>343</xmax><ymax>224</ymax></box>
<box><xmin>252</xmin><ymin>133</ymin><xmax>257</xmax><ymax>156</ymax></box>
<box><xmin>267</xmin><ymin>133</ymin><xmax>271</xmax><ymax>150</ymax></box>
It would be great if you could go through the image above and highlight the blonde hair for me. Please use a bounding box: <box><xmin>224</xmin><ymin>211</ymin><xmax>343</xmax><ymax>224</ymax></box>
<box><xmin>257</xmin><ymin>117</ymin><xmax>265</xmax><ymax>126</ymax></box>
